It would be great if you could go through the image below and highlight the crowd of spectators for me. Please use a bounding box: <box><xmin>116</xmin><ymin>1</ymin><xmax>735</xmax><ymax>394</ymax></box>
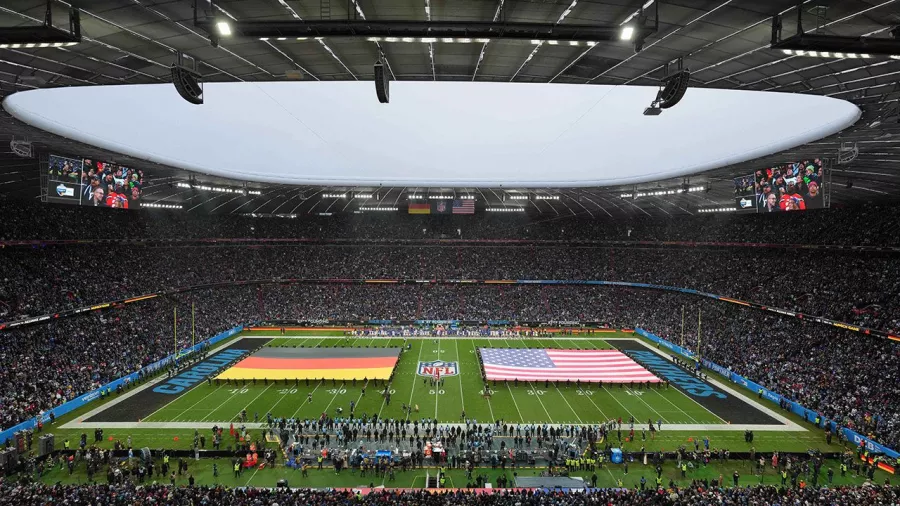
<box><xmin>3</xmin><ymin>243</ymin><xmax>899</xmax><ymax>333</ymax></box>
<box><xmin>1</xmin><ymin>199</ymin><xmax>900</xmax><ymax>246</ymax></box>
<box><xmin>0</xmin><ymin>288</ymin><xmax>254</xmax><ymax>431</ymax></box>
<box><xmin>1</xmin><ymin>482</ymin><xmax>898</xmax><ymax>505</ymax></box>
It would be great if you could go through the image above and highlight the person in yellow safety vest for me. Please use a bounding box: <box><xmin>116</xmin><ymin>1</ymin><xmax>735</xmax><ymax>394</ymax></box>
<box><xmin>617</xmin><ymin>478</ymin><xmax>624</xmax><ymax>488</ymax></box>
<box><xmin>439</xmin><ymin>475</ymin><xmax>446</xmax><ymax>488</ymax></box>
<box><xmin>781</xmin><ymin>470</ymin><xmax>788</xmax><ymax>485</ymax></box>
<box><xmin>655</xmin><ymin>476</ymin><xmax>662</xmax><ymax>488</ymax></box>
<box><xmin>840</xmin><ymin>463</ymin><xmax>847</xmax><ymax>476</ymax></box>
<box><xmin>163</xmin><ymin>455</ymin><xmax>169</xmax><ymax>465</ymax></box>
<box><xmin>64</xmin><ymin>440</ymin><xmax>70</xmax><ymax>450</ymax></box>
<box><xmin>233</xmin><ymin>461</ymin><xmax>240</xmax><ymax>478</ymax></box>
<box><xmin>681</xmin><ymin>463</ymin><xmax>687</xmax><ymax>477</ymax></box>
<box><xmin>318</xmin><ymin>455</ymin><xmax>324</xmax><ymax>469</ymax></box>
<box><xmin>598</xmin><ymin>454</ymin><xmax>604</xmax><ymax>468</ymax></box>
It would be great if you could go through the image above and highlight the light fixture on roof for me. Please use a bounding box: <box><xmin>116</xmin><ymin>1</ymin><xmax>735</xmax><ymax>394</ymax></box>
<box><xmin>216</xmin><ymin>21</ymin><xmax>232</xmax><ymax>36</ymax></box>
<box><xmin>0</xmin><ymin>6</ymin><xmax>82</xmax><ymax>49</ymax></box>
<box><xmin>620</xmin><ymin>26</ymin><xmax>635</xmax><ymax>41</ymax></box>
<box><xmin>770</xmin><ymin>11</ymin><xmax>900</xmax><ymax>58</ymax></box>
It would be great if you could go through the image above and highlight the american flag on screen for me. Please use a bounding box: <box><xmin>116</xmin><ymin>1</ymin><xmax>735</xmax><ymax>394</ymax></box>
<box><xmin>452</xmin><ymin>199</ymin><xmax>475</xmax><ymax>214</ymax></box>
<box><xmin>479</xmin><ymin>348</ymin><xmax>660</xmax><ymax>383</ymax></box>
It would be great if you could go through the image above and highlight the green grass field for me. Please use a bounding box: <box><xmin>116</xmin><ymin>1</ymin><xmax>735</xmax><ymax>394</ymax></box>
<box><xmin>145</xmin><ymin>333</ymin><xmax>721</xmax><ymax>425</ymax></box>
<box><xmin>38</xmin><ymin>331</ymin><xmax>893</xmax><ymax>488</ymax></box>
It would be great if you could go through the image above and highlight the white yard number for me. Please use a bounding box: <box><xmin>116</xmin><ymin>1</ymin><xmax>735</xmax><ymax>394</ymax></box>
<box><xmin>528</xmin><ymin>389</ymin><xmax>546</xmax><ymax>396</ymax></box>
<box><xmin>577</xmin><ymin>390</ymin><xmax>594</xmax><ymax>396</ymax></box>
<box><xmin>379</xmin><ymin>389</ymin><xmax>397</xmax><ymax>395</ymax></box>
<box><xmin>278</xmin><ymin>388</ymin><xmax>298</xmax><ymax>395</ymax></box>
<box><xmin>625</xmin><ymin>390</ymin><xmax>644</xmax><ymax>396</ymax></box>
<box><xmin>327</xmin><ymin>388</ymin><xmax>347</xmax><ymax>395</ymax></box>
<box><xmin>432</xmin><ymin>350</ymin><xmax>445</xmax><ymax>353</ymax></box>
<box><xmin>429</xmin><ymin>389</ymin><xmax>445</xmax><ymax>395</ymax></box>
<box><xmin>228</xmin><ymin>388</ymin><xmax>249</xmax><ymax>394</ymax></box>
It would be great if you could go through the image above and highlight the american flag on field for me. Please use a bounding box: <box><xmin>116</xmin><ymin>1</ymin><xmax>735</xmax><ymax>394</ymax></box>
<box><xmin>452</xmin><ymin>199</ymin><xmax>475</xmax><ymax>214</ymax></box>
<box><xmin>479</xmin><ymin>348</ymin><xmax>660</xmax><ymax>383</ymax></box>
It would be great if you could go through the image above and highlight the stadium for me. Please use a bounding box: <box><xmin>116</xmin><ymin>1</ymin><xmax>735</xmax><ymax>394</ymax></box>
<box><xmin>0</xmin><ymin>0</ymin><xmax>899</xmax><ymax>504</ymax></box>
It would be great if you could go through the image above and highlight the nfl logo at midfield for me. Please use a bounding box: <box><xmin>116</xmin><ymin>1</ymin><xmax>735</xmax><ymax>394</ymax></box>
<box><xmin>417</xmin><ymin>360</ymin><xmax>458</xmax><ymax>377</ymax></box>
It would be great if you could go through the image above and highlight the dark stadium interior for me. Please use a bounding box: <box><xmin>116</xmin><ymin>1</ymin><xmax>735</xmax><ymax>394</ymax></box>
<box><xmin>0</xmin><ymin>0</ymin><xmax>899</xmax><ymax>504</ymax></box>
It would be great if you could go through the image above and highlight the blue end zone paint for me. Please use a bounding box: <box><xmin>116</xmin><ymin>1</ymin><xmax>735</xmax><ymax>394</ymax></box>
<box><xmin>85</xmin><ymin>337</ymin><xmax>269</xmax><ymax>423</ymax></box>
<box><xmin>625</xmin><ymin>350</ymin><xmax>725</xmax><ymax>399</ymax></box>
<box><xmin>152</xmin><ymin>348</ymin><xmax>247</xmax><ymax>394</ymax></box>
<box><xmin>608</xmin><ymin>339</ymin><xmax>779</xmax><ymax>425</ymax></box>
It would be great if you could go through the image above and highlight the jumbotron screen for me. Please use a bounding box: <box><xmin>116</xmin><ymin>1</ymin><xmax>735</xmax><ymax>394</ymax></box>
<box><xmin>47</xmin><ymin>154</ymin><xmax>145</xmax><ymax>208</ymax></box>
<box><xmin>734</xmin><ymin>160</ymin><xmax>825</xmax><ymax>213</ymax></box>
<box><xmin>754</xmin><ymin>159</ymin><xmax>824</xmax><ymax>212</ymax></box>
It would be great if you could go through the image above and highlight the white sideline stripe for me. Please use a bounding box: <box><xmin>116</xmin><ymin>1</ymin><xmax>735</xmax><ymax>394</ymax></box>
<box><xmin>63</xmin><ymin>421</ymin><xmax>804</xmax><ymax>432</ymax></box>
<box><xmin>61</xmin><ymin>335</ymin><xmax>248</xmax><ymax>428</ymax></box>
<box><xmin>626</xmin><ymin>338</ymin><xmax>804</xmax><ymax>430</ymax></box>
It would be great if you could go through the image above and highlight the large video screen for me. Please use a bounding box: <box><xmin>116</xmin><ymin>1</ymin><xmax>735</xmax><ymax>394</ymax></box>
<box><xmin>754</xmin><ymin>159</ymin><xmax>824</xmax><ymax>212</ymax></box>
<box><xmin>47</xmin><ymin>154</ymin><xmax>145</xmax><ymax>208</ymax></box>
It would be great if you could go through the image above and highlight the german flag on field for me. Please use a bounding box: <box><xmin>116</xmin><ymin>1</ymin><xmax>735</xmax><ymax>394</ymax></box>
<box><xmin>216</xmin><ymin>347</ymin><xmax>402</xmax><ymax>381</ymax></box>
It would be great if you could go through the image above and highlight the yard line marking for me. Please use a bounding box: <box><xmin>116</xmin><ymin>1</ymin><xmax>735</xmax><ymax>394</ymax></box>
<box><xmin>455</xmin><ymin>338</ymin><xmax>465</xmax><ymax>414</ymax></box>
<box><xmin>319</xmin><ymin>336</ymin><xmax>366</xmax><ymax>416</ymax></box>
<box><xmin>472</xmin><ymin>339</ymin><xmax>495</xmax><ymax>423</ymax></box>
<box><xmin>504</xmin><ymin>382</ymin><xmax>525</xmax><ymax>422</ymax></box>
<box><xmin>405</xmin><ymin>339</ymin><xmax>427</xmax><ymax>421</ymax></box>
<box><xmin>527</xmin><ymin>381</ymin><xmax>555</xmax><ymax>423</ymax></box>
<box><xmin>565</xmin><ymin>336</ymin><xmax>640</xmax><ymax>422</ymax></box>
<box><xmin>375</xmin><ymin>338</ymin><xmax>404</xmax><ymax>420</ymax></box>
<box><xmin>244</xmin><ymin>465</ymin><xmax>260</xmax><ymax>486</ymax></box>
<box><xmin>231</xmin><ymin>382</ymin><xmax>274</xmax><ymax>422</ymax></box>
<box><xmin>647</xmin><ymin>388</ymin><xmax>700</xmax><ymax>424</ymax></box>
<box><xmin>172</xmin><ymin>383</ymin><xmax>226</xmax><ymax>421</ymax></box>
<box><xmin>578</xmin><ymin>385</ymin><xmax>610</xmax><ymax>420</ymax></box>
<box><xmin>552</xmin><ymin>384</ymin><xmax>583</xmax><ymax>425</ymax></box>
<box><xmin>434</xmin><ymin>335</ymin><xmax>443</xmax><ymax>420</ymax></box>
<box><xmin>289</xmin><ymin>380</ymin><xmax>322</xmax><ymax>420</ymax></box>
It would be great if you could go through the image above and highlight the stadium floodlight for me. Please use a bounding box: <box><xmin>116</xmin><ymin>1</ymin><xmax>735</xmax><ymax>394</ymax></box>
<box><xmin>620</xmin><ymin>26</ymin><xmax>635</xmax><ymax>41</ymax></box>
<box><xmin>216</xmin><ymin>21</ymin><xmax>232</xmax><ymax>36</ymax></box>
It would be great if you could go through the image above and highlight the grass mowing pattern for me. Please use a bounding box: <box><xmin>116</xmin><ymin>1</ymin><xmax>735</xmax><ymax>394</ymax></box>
<box><xmin>147</xmin><ymin>334</ymin><xmax>720</xmax><ymax>425</ymax></box>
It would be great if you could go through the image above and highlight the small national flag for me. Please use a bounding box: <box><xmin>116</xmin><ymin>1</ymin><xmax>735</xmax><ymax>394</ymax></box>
<box><xmin>479</xmin><ymin>348</ymin><xmax>659</xmax><ymax>383</ymax></box>
<box><xmin>452</xmin><ymin>199</ymin><xmax>475</xmax><ymax>214</ymax></box>
<box><xmin>408</xmin><ymin>203</ymin><xmax>431</xmax><ymax>215</ymax></box>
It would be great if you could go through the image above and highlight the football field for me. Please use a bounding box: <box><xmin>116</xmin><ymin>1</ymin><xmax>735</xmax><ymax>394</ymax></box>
<box><xmin>134</xmin><ymin>333</ymin><xmax>732</xmax><ymax>426</ymax></box>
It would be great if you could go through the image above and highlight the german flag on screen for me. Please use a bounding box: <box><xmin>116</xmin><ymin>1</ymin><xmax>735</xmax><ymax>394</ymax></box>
<box><xmin>216</xmin><ymin>348</ymin><xmax>402</xmax><ymax>381</ymax></box>
<box><xmin>408</xmin><ymin>203</ymin><xmax>431</xmax><ymax>215</ymax></box>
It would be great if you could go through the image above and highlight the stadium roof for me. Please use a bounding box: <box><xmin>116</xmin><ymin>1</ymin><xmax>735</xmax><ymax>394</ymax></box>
<box><xmin>0</xmin><ymin>0</ymin><xmax>899</xmax><ymax>217</ymax></box>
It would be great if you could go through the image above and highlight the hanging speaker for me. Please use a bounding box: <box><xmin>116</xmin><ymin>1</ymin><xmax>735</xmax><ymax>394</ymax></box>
<box><xmin>171</xmin><ymin>65</ymin><xmax>203</xmax><ymax>105</ymax></box>
<box><xmin>658</xmin><ymin>70</ymin><xmax>690</xmax><ymax>109</ymax></box>
<box><xmin>374</xmin><ymin>61</ymin><xmax>390</xmax><ymax>104</ymax></box>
